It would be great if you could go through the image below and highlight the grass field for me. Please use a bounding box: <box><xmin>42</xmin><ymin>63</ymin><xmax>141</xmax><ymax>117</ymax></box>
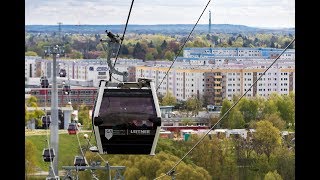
<box><xmin>25</xmin><ymin>130</ymin><xmax>95</xmax><ymax>171</ymax></box>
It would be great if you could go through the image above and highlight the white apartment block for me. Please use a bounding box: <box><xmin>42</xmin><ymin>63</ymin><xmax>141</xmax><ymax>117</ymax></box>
<box><xmin>25</xmin><ymin>56</ymin><xmax>41</xmax><ymax>79</ymax></box>
<box><xmin>26</xmin><ymin>58</ymin><xmax>141</xmax><ymax>87</ymax></box>
<box><xmin>25</xmin><ymin>48</ymin><xmax>294</xmax><ymax>106</ymax></box>
<box><xmin>136</xmin><ymin>60</ymin><xmax>295</xmax><ymax>105</ymax></box>
<box><xmin>183</xmin><ymin>47</ymin><xmax>295</xmax><ymax>60</ymax></box>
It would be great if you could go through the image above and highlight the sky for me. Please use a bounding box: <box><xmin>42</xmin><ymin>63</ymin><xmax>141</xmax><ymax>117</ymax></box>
<box><xmin>25</xmin><ymin>0</ymin><xmax>295</xmax><ymax>28</ymax></box>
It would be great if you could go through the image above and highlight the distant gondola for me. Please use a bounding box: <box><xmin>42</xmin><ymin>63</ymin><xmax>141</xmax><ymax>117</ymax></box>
<box><xmin>42</xmin><ymin>148</ymin><xmax>55</xmax><ymax>162</ymax></box>
<box><xmin>62</xmin><ymin>83</ymin><xmax>71</xmax><ymax>95</ymax></box>
<box><xmin>92</xmin><ymin>78</ymin><xmax>162</xmax><ymax>155</ymax></box>
<box><xmin>59</xmin><ymin>69</ymin><xmax>67</xmax><ymax>77</ymax></box>
<box><xmin>41</xmin><ymin>115</ymin><xmax>51</xmax><ymax>129</ymax></box>
<box><xmin>40</xmin><ymin>76</ymin><xmax>49</xmax><ymax>88</ymax></box>
<box><xmin>74</xmin><ymin>156</ymin><xmax>88</xmax><ymax>171</ymax></box>
<box><xmin>67</xmin><ymin>122</ymin><xmax>78</xmax><ymax>135</ymax></box>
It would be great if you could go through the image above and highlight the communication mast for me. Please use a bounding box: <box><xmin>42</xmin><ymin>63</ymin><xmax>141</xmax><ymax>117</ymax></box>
<box><xmin>209</xmin><ymin>10</ymin><xmax>212</xmax><ymax>34</ymax></box>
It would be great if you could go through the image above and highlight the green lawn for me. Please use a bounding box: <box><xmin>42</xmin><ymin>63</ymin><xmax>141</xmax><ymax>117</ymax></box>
<box><xmin>25</xmin><ymin>131</ymin><xmax>96</xmax><ymax>171</ymax></box>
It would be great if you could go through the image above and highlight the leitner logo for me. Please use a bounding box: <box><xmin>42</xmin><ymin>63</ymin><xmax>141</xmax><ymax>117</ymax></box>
<box><xmin>130</xmin><ymin>130</ymin><xmax>150</xmax><ymax>134</ymax></box>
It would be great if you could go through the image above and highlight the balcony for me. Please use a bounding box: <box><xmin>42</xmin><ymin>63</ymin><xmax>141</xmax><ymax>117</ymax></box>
<box><xmin>214</xmin><ymin>75</ymin><xmax>222</xmax><ymax>79</ymax></box>
<box><xmin>213</xmin><ymin>86</ymin><xmax>222</xmax><ymax>90</ymax></box>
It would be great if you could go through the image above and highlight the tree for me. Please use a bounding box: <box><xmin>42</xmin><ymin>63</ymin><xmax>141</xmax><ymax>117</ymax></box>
<box><xmin>276</xmin><ymin>95</ymin><xmax>295</xmax><ymax>126</ymax></box>
<box><xmin>238</xmin><ymin>97</ymin><xmax>259</xmax><ymax>123</ymax></box>
<box><xmin>25</xmin><ymin>96</ymin><xmax>45</xmax><ymax>127</ymax></box>
<box><xmin>264</xmin><ymin>113</ymin><xmax>286</xmax><ymax>131</ymax></box>
<box><xmin>69</xmin><ymin>50</ymin><xmax>83</xmax><ymax>59</ymax></box>
<box><xmin>164</xmin><ymin>50</ymin><xmax>175</xmax><ymax>61</ymax></box>
<box><xmin>273</xmin><ymin>147</ymin><xmax>295</xmax><ymax>180</ymax></box>
<box><xmin>220</xmin><ymin>99</ymin><xmax>232</xmax><ymax>126</ymax></box>
<box><xmin>133</xmin><ymin>42</ymin><xmax>147</xmax><ymax>60</ymax></box>
<box><xmin>25</xmin><ymin>51</ymin><xmax>38</xmax><ymax>56</ymax></box>
<box><xmin>160</xmin><ymin>40</ymin><xmax>167</xmax><ymax>50</ymax></box>
<box><xmin>264</xmin><ymin>170</ymin><xmax>283</xmax><ymax>180</ymax></box>
<box><xmin>185</xmin><ymin>96</ymin><xmax>202</xmax><ymax>117</ymax></box>
<box><xmin>253</xmin><ymin>121</ymin><xmax>282</xmax><ymax>162</ymax></box>
<box><xmin>78</xmin><ymin>104</ymin><xmax>91</xmax><ymax>130</ymax></box>
<box><xmin>145</xmin><ymin>52</ymin><xmax>154</xmax><ymax>60</ymax></box>
<box><xmin>228</xmin><ymin>109</ymin><xmax>245</xmax><ymax>129</ymax></box>
<box><xmin>218</xmin><ymin>138</ymin><xmax>239</xmax><ymax>180</ymax></box>
<box><xmin>161</xmin><ymin>91</ymin><xmax>177</xmax><ymax>106</ymax></box>
<box><xmin>25</xmin><ymin>139</ymin><xmax>37</xmax><ymax>175</ymax></box>
<box><xmin>262</xmin><ymin>98</ymin><xmax>278</xmax><ymax>118</ymax></box>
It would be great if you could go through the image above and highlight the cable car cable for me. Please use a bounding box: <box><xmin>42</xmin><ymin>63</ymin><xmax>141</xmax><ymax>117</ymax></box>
<box><xmin>156</xmin><ymin>0</ymin><xmax>212</xmax><ymax>92</ymax></box>
<box><xmin>154</xmin><ymin>38</ymin><xmax>295</xmax><ymax>180</ymax></box>
<box><xmin>112</xmin><ymin>0</ymin><xmax>135</xmax><ymax>69</ymax></box>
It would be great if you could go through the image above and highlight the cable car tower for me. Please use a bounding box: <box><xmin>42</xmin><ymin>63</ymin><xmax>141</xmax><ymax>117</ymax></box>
<box><xmin>92</xmin><ymin>30</ymin><xmax>162</xmax><ymax>155</ymax></box>
<box><xmin>43</xmin><ymin>45</ymin><xmax>65</xmax><ymax>180</ymax></box>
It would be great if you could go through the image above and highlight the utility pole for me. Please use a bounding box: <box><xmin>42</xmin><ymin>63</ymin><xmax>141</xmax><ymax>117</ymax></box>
<box><xmin>58</xmin><ymin>22</ymin><xmax>62</xmax><ymax>42</ymax></box>
<box><xmin>44</xmin><ymin>45</ymin><xmax>65</xmax><ymax>180</ymax></box>
<box><xmin>209</xmin><ymin>10</ymin><xmax>212</xmax><ymax>34</ymax></box>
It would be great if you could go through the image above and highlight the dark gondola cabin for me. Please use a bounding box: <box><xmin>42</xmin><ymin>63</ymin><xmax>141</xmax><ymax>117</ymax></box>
<box><xmin>67</xmin><ymin>123</ymin><xmax>78</xmax><ymax>135</ymax></box>
<box><xmin>62</xmin><ymin>84</ymin><xmax>71</xmax><ymax>95</ymax></box>
<box><xmin>41</xmin><ymin>115</ymin><xmax>51</xmax><ymax>129</ymax></box>
<box><xmin>92</xmin><ymin>78</ymin><xmax>162</xmax><ymax>155</ymax></box>
<box><xmin>40</xmin><ymin>76</ymin><xmax>49</xmax><ymax>88</ymax></box>
<box><xmin>59</xmin><ymin>69</ymin><xmax>67</xmax><ymax>77</ymax></box>
<box><xmin>74</xmin><ymin>156</ymin><xmax>88</xmax><ymax>171</ymax></box>
<box><xmin>42</xmin><ymin>148</ymin><xmax>55</xmax><ymax>162</ymax></box>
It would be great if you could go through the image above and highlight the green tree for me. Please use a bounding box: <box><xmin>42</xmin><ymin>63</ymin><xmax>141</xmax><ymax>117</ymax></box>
<box><xmin>277</xmin><ymin>95</ymin><xmax>295</xmax><ymax>126</ymax></box>
<box><xmin>253</xmin><ymin>121</ymin><xmax>282</xmax><ymax>162</ymax></box>
<box><xmin>262</xmin><ymin>98</ymin><xmax>279</xmax><ymax>118</ymax></box>
<box><xmin>228</xmin><ymin>109</ymin><xmax>245</xmax><ymax>129</ymax></box>
<box><xmin>185</xmin><ymin>96</ymin><xmax>202</xmax><ymax>117</ymax></box>
<box><xmin>189</xmin><ymin>136</ymin><xmax>223</xmax><ymax>178</ymax></box>
<box><xmin>264</xmin><ymin>113</ymin><xmax>286</xmax><ymax>131</ymax></box>
<box><xmin>25</xmin><ymin>139</ymin><xmax>37</xmax><ymax>175</ymax></box>
<box><xmin>160</xmin><ymin>40</ymin><xmax>168</xmax><ymax>50</ymax></box>
<box><xmin>78</xmin><ymin>104</ymin><xmax>91</xmax><ymax>130</ymax></box>
<box><xmin>264</xmin><ymin>170</ymin><xmax>283</xmax><ymax>180</ymax></box>
<box><xmin>219</xmin><ymin>138</ymin><xmax>239</xmax><ymax>180</ymax></box>
<box><xmin>133</xmin><ymin>42</ymin><xmax>147</xmax><ymax>60</ymax></box>
<box><xmin>238</xmin><ymin>97</ymin><xmax>259</xmax><ymax>123</ymax></box>
<box><xmin>273</xmin><ymin>146</ymin><xmax>295</xmax><ymax>180</ymax></box>
<box><xmin>25</xmin><ymin>96</ymin><xmax>45</xmax><ymax>126</ymax></box>
<box><xmin>164</xmin><ymin>50</ymin><xmax>175</xmax><ymax>61</ymax></box>
<box><xmin>69</xmin><ymin>50</ymin><xmax>83</xmax><ymax>59</ymax></box>
<box><xmin>145</xmin><ymin>52</ymin><xmax>154</xmax><ymax>60</ymax></box>
<box><xmin>161</xmin><ymin>91</ymin><xmax>177</xmax><ymax>106</ymax></box>
<box><xmin>25</xmin><ymin>51</ymin><xmax>38</xmax><ymax>56</ymax></box>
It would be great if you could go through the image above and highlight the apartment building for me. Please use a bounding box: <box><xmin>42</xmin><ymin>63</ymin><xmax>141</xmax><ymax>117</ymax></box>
<box><xmin>136</xmin><ymin>60</ymin><xmax>295</xmax><ymax>106</ymax></box>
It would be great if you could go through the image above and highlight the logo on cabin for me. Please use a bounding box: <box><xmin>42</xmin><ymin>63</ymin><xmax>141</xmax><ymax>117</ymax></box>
<box><xmin>105</xmin><ymin>129</ymin><xmax>113</xmax><ymax>140</ymax></box>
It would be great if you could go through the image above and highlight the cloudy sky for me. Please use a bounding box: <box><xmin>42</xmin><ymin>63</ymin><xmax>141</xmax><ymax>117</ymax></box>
<box><xmin>25</xmin><ymin>0</ymin><xmax>295</xmax><ymax>28</ymax></box>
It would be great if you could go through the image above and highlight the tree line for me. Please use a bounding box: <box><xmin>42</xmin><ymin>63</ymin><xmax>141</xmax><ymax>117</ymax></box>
<box><xmin>25</xmin><ymin>32</ymin><xmax>295</xmax><ymax>61</ymax></box>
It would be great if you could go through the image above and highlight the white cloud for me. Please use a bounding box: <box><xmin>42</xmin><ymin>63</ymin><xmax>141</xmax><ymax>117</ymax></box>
<box><xmin>25</xmin><ymin>0</ymin><xmax>295</xmax><ymax>28</ymax></box>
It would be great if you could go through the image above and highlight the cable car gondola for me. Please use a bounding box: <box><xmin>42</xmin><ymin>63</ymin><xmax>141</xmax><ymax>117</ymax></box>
<box><xmin>59</xmin><ymin>68</ymin><xmax>67</xmax><ymax>77</ymax></box>
<box><xmin>62</xmin><ymin>83</ymin><xmax>71</xmax><ymax>95</ymax></box>
<box><xmin>41</xmin><ymin>115</ymin><xmax>51</xmax><ymax>129</ymax></box>
<box><xmin>40</xmin><ymin>76</ymin><xmax>49</xmax><ymax>88</ymax></box>
<box><xmin>67</xmin><ymin>122</ymin><xmax>78</xmax><ymax>135</ymax></box>
<box><xmin>42</xmin><ymin>148</ymin><xmax>55</xmax><ymax>162</ymax></box>
<box><xmin>74</xmin><ymin>156</ymin><xmax>88</xmax><ymax>171</ymax></box>
<box><xmin>92</xmin><ymin>78</ymin><xmax>162</xmax><ymax>155</ymax></box>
